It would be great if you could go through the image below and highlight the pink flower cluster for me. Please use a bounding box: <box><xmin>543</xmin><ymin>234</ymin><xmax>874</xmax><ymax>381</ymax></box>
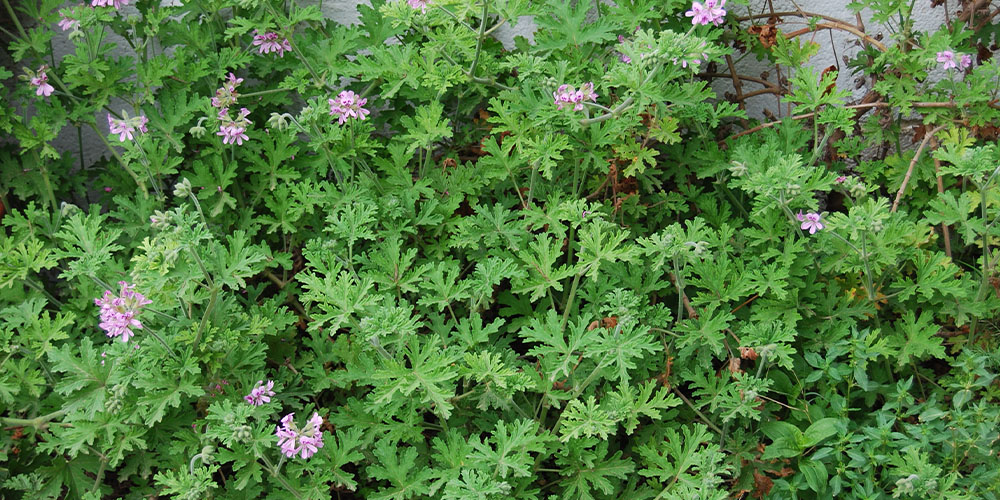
<box><xmin>686</xmin><ymin>0</ymin><xmax>726</xmax><ymax>26</ymax></box>
<box><xmin>212</xmin><ymin>73</ymin><xmax>242</xmax><ymax>109</ymax></box>
<box><xmin>108</xmin><ymin>112</ymin><xmax>149</xmax><ymax>142</ymax></box>
<box><xmin>252</xmin><ymin>30</ymin><xmax>291</xmax><ymax>57</ymax></box>
<box><xmin>275</xmin><ymin>412</ymin><xmax>325</xmax><ymax>459</ymax></box>
<box><xmin>937</xmin><ymin>50</ymin><xmax>972</xmax><ymax>71</ymax></box>
<box><xmin>244</xmin><ymin>380</ymin><xmax>276</xmax><ymax>406</ymax></box>
<box><xmin>91</xmin><ymin>0</ymin><xmax>129</xmax><ymax>9</ymax></box>
<box><xmin>58</xmin><ymin>11</ymin><xmax>80</xmax><ymax>31</ymax></box>
<box><xmin>674</xmin><ymin>44</ymin><xmax>710</xmax><ymax>68</ymax></box>
<box><xmin>217</xmin><ymin>107</ymin><xmax>252</xmax><ymax>145</ymax></box>
<box><xmin>29</xmin><ymin>66</ymin><xmax>54</xmax><ymax>97</ymax></box>
<box><xmin>328</xmin><ymin>90</ymin><xmax>370</xmax><ymax>124</ymax></box>
<box><xmin>95</xmin><ymin>281</ymin><xmax>151</xmax><ymax>343</ymax></box>
<box><xmin>617</xmin><ymin>35</ymin><xmax>633</xmax><ymax>63</ymax></box>
<box><xmin>796</xmin><ymin>211</ymin><xmax>825</xmax><ymax>234</ymax></box>
<box><xmin>407</xmin><ymin>0</ymin><xmax>428</xmax><ymax>13</ymax></box>
<box><xmin>553</xmin><ymin>83</ymin><xmax>598</xmax><ymax>111</ymax></box>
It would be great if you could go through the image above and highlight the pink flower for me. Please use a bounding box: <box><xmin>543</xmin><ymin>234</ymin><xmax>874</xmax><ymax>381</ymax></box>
<box><xmin>835</xmin><ymin>176</ymin><xmax>847</xmax><ymax>183</ymax></box>
<box><xmin>407</xmin><ymin>0</ymin><xmax>428</xmax><ymax>12</ymax></box>
<box><xmin>107</xmin><ymin>112</ymin><xmax>149</xmax><ymax>142</ymax></box>
<box><xmin>244</xmin><ymin>380</ymin><xmax>276</xmax><ymax>406</ymax></box>
<box><xmin>796</xmin><ymin>211</ymin><xmax>825</xmax><ymax>234</ymax></box>
<box><xmin>275</xmin><ymin>412</ymin><xmax>325</xmax><ymax>459</ymax></box>
<box><xmin>252</xmin><ymin>30</ymin><xmax>292</xmax><ymax>57</ymax></box>
<box><xmin>328</xmin><ymin>91</ymin><xmax>370</xmax><ymax>124</ymax></box>
<box><xmin>937</xmin><ymin>50</ymin><xmax>957</xmax><ymax>70</ymax></box>
<box><xmin>960</xmin><ymin>53</ymin><xmax>973</xmax><ymax>70</ymax></box>
<box><xmin>58</xmin><ymin>12</ymin><xmax>80</xmax><ymax>31</ymax></box>
<box><xmin>29</xmin><ymin>66</ymin><xmax>55</xmax><ymax>97</ymax></box>
<box><xmin>552</xmin><ymin>82</ymin><xmax>598</xmax><ymax>111</ymax></box>
<box><xmin>218</xmin><ymin>126</ymin><xmax>249</xmax><ymax>145</ymax></box>
<box><xmin>104</xmin><ymin>186</ymin><xmax>113</xmax><ymax>192</ymax></box>
<box><xmin>211</xmin><ymin>73</ymin><xmax>243</xmax><ymax>108</ymax></box>
<box><xmin>686</xmin><ymin>0</ymin><xmax>726</xmax><ymax>26</ymax></box>
<box><xmin>91</xmin><ymin>0</ymin><xmax>129</xmax><ymax>9</ymax></box>
<box><xmin>94</xmin><ymin>281</ymin><xmax>152</xmax><ymax>343</ymax></box>
<box><xmin>217</xmin><ymin>107</ymin><xmax>252</xmax><ymax>145</ymax></box>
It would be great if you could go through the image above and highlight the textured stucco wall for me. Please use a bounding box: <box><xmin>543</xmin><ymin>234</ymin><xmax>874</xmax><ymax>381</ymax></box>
<box><xmin>715</xmin><ymin>0</ymin><xmax>948</xmax><ymax>120</ymax></box>
<box><xmin>41</xmin><ymin>0</ymin><xmax>949</xmax><ymax>165</ymax></box>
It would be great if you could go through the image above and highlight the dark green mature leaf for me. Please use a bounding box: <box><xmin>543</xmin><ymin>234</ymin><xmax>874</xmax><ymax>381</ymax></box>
<box><xmin>368</xmin><ymin>439</ymin><xmax>437</xmax><ymax>500</ymax></box>
<box><xmin>891</xmin><ymin>310</ymin><xmax>946</xmax><ymax>366</ymax></box>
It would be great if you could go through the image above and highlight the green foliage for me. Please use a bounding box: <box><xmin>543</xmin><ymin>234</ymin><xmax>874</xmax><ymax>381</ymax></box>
<box><xmin>3</xmin><ymin>0</ymin><xmax>1000</xmax><ymax>499</ymax></box>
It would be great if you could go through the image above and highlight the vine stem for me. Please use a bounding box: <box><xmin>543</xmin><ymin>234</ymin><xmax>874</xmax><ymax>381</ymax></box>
<box><xmin>725</xmin><ymin>101</ymin><xmax>988</xmax><ymax>142</ymax></box>
<box><xmin>736</xmin><ymin>11</ymin><xmax>887</xmax><ymax>51</ymax></box>
<box><xmin>891</xmin><ymin>125</ymin><xmax>945</xmax><ymax>212</ymax></box>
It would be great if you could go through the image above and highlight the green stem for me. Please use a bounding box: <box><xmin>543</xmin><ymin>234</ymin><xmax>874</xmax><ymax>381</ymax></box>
<box><xmin>90</xmin><ymin>456</ymin><xmax>108</xmax><ymax>494</ymax></box>
<box><xmin>359</xmin><ymin>77</ymin><xmax>383</xmax><ymax>98</ymax></box>
<box><xmin>435</xmin><ymin>5</ymin><xmax>475</xmax><ymax>31</ymax></box>
<box><xmin>858</xmin><ymin>232</ymin><xmax>878</xmax><ymax>321</ymax></box>
<box><xmin>133</xmin><ymin>137</ymin><xmax>163</xmax><ymax>199</ymax></box>
<box><xmin>240</xmin><ymin>87</ymin><xmax>294</xmax><ymax>99</ymax></box>
<box><xmin>0</xmin><ymin>409</ymin><xmax>69</xmax><ymax>430</ymax></box>
<box><xmin>31</xmin><ymin>151</ymin><xmax>59</xmax><ymax>214</ymax></box>
<box><xmin>525</xmin><ymin>161</ymin><xmax>538</xmax><ymax>208</ymax></box>
<box><xmin>264</xmin><ymin>2</ymin><xmax>330</xmax><ymax>91</ymax></box>
<box><xmin>188</xmin><ymin>192</ymin><xmax>209</xmax><ymax>227</ymax></box>
<box><xmin>1</xmin><ymin>0</ymin><xmax>27</xmax><ymax>40</ymax></box>
<box><xmin>466</xmin><ymin>0</ymin><xmax>488</xmax><ymax>79</ymax></box>
<box><xmin>193</xmin><ymin>287</ymin><xmax>219</xmax><ymax>355</ymax></box>
<box><xmin>23</xmin><ymin>278</ymin><xmax>63</xmax><ymax>307</ymax></box>
<box><xmin>144</xmin><ymin>327</ymin><xmax>179</xmax><ymax>359</ymax></box>
<box><xmin>189</xmin><ymin>248</ymin><xmax>215</xmax><ymax>288</ymax></box>
<box><xmin>560</xmin><ymin>272</ymin><xmax>583</xmax><ymax>333</ymax></box>
<box><xmin>578</xmin><ymin>62</ymin><xmax>663</xmax><ymax>126</ymax></box>
<box><xmin>260</xmin><ymin>454</ymin><xmax>303</xmax><ymax>499</ymax></box>
<box><xmin>550</xmin><ymin>351</ymin><xmax>611</xmax><ymax>434</ymax></box>
<box><xmin>87</xmin><ymin>122</ymin><xmax>149</xmax><ymax>198</ymax></box>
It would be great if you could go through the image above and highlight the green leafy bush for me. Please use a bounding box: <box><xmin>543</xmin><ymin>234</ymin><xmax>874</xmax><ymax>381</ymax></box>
<box><xmin>2</xmin><ymin>0</ymin><xmax>999</xmax><ymax>498</ymax></box>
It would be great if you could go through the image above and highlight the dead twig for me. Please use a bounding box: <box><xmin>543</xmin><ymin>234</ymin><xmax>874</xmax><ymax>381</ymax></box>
<box><xmin>892</xmin><ymin>125</ymin><xmax>945</xmax><ymax>213</ymax></box>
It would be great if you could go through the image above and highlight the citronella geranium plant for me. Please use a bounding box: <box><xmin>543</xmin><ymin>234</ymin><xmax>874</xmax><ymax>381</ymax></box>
<box><xmin>2</xmin><ymin>0</ymin><xmax>999</xmax><ymax>498</ymax></box>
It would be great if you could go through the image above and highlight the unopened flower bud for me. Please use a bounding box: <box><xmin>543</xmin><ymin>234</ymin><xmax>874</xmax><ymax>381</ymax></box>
<box><xmin>188</xmin><ymin>124</ymin><xmax>207</xmax><ymax>138</ymax></box>
<box><xmin>150</xmin><ymin>210</ymin><xmax>170</xmax><ymax>229</ymax></box>
<box><xmin>60</xmin><ymin>202</ymin><xmax>80</xmax><ymax>217</ymax></box>
<box><xmin>784</xmin><ymin>183</ymin><xmax>801</xmax><ymax>196</ymax></box>
<box><xmin>200</xmin><ymin>445</ymin><xmax>215</xmax><ymax>463</ymax></box>
<box><xmin>849</xmin><ymin>182</ymin><xmax>867</xmax><ymax>199</ymax></box>
<box><xmin>173</xmin><ymin>178</ymin><xmax>193</xmax><ymax>198</ymax></box>
<box><xmin>105</xmin><ymin>396</ymin><xmax>123</xmax><ymax>414</ymax></box>
<box><xmin>686</xmin><ymin>240</ymin><xmax>709</xmax><ymax>256</ymax></box>
<box><xmin>233</xmin><ymin>424</ymin><xmax>253</xmax><ymax>442</ymax></box>
<box><xmin>728</xmin><ymin>160</ymin><xmax>747</xmax><ymax>177</ymax></box>
<box><xmin>267</xmin><ymin>112</ymin><xmax>290</xmax><ymax>131</ymax></box>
